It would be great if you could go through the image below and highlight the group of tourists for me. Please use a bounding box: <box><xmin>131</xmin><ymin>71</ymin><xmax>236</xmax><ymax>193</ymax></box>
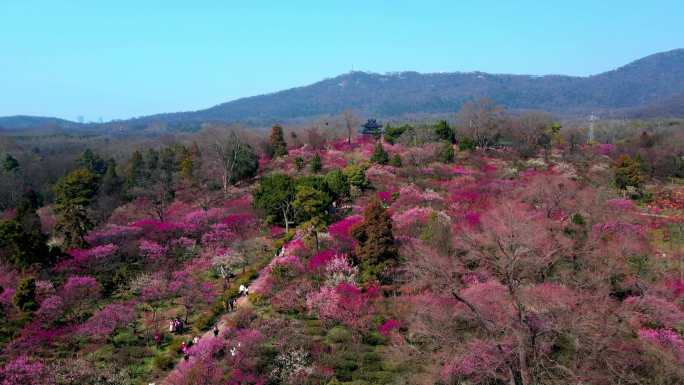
<box><xmin>238</xmin><ymin>284</ymin><xmax>249</xmax><ymax>296</ymax></box>
<box><xmin>159</xmin><ymin>277</ymin><xmax>252</xmax><ymax>368</ymax></box>
<box><xmin>227</xmin><ymin>297</ymin><xmax>237</xmax><ymax>312</ymax></box>
<box><xmin>169</xmin><ymin>317</ymin><xmax>184</xmax><ymax>334</ymax></box>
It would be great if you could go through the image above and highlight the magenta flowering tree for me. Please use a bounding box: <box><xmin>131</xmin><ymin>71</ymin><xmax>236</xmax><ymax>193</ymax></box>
<box><xmin>168</xmin><ymin>270</ymin><xmax>216</xmax><ymax>322</ymax></box>
<box><xmin>129</xmin><ymin>219</ymin><xmax>198</xmax><ymax>241</ymax></box>
<box><xmin>324</xmin><ymin>255</ymin><xmax>357</xmax><ymax>286</ymax></box>
<box><xmin>391</xmin><ymin>207</ymin><xmax>433</xmax><ymax>236</ymax></box>
<box><xmin>441</xmin><ymin>338</ymin><xmax>513</xmax><ymax>384</ymax></box>
<box><xmin>281</xmin><ymin>239</ymin><xmax>307</xmax><ymax>257</ymax></box>
<box><xmin>606</xmin><ymin>198</ymin><xmax>636</xmax><ymax>211</ymax></box>
<box><xmin>393</xmin><ymin>185</ymin><xmax>444</xmax><ymax>209</ymax></box>
<box><xmin>669</xmin><ymin>279</ymin><xmax>684</xmax><ymax>298</ymax></box>
<box><xmin>227</xmin><ymin>328</ymin><xmax>267</xmax><ymax>383</ymax></box>
<box><xmin>638</xmin><ymin>328</ymin><xmax>684</xmax><ymax>364</ymax></box>
<box><xmin>78</xmin><ymin>302</ymin><xmax>136</xmax><ymax>340</ymax></box>
<box><xmin>202</xmin><ymin>223</ymin><xmax>238</xmax><ymax>249</ymax></box>
<box><xmin>270</xmin><ymin>278</ymin><xmax>315</xmax><ymax>312</ymax></box>
<box><xmin>221</xmin><ymin>213</ymin><xmax>257</xmax><ymax>233</ymax></box>
<box><xmin>307</xmin><ymin>249</ymin><xmax>335</xmax><ymax>272</ymax></box>
<box><xmin>0</xmin><ymin>287</ymin><xmax>15</xmax><ymax>312</ymax></box>
<box><xmin>138</xmin><ymin>238</ymin><xmax>167</xmax><ymax>260</ymax></box>
<box><xmin>171</xmin><ymin>236</ymin><xmax>196</xmax><ymax>249</ymax></box>
<box><xmin>376</xmin><ymin>190</ymin><xmax>393</xmax><ymax>204</ymax></box>
<box><xmin>35</xmin><ymin>295</ymin><xmax>65</xmax><ymax>324</ymax></box>
<box><xmin>183</xmin><ymin>207</ymin><xmax>226</xmax><ymax>226</ymax></box>
<box><xmin>327</xmin><ymin>215</ymin><xmax>363</xmax><ymax>251</ymax></box>
<box><xmin>306</xmin><ymin>282</ymin><xmax>378</xmax><ymax>330</ymax></box>
<box><xmin>596</xmin><ymin>143</ymin><xmax>616</xmax><ymax>156</ymax></box>
<box><xmin>0</xmin><ymin>355</ymin><xmax>55</xmax><ymax>385</ymax></box>
<box><xmin>622</xmin><ymin>295</ymin><xmax>684</xmax><ymax>331</ymax></box>
<box><xmin>378</xmin><ymin>319</ymin><xmax>400</xmax><ymax>337</ymax></box>
<box><xmin>60</xmin><ymin>275</ymin><xmax>101</xmax><ymax>317</ymax></box>
<box><xmin>165</xmin><ymin>336</ymin><xmax>227</xmax><ymax>385</ymax></box>
<box><xmin>84</xmin><ymin>224</ymin><xmax>142</xmax><ymax>245</ymax></box>
<box><xmin>58</xmin><ymin>244</ymin><xmax>118</xmax><ymax>272</ymax></box>
<box><xmin>133</xmin><ymin>272</ymin><xmax>170</xmax><ymax>339</ymax></box>
<box><xmin>166</xmin><ymin>358</ymin><xmax>222</xmax><ymax>385</ymax></box>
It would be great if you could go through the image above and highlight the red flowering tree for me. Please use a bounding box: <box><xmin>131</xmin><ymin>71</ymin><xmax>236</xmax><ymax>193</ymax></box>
<box><xmin>60</xmin><ymin>275</ymin><xmax>101</xmax><ymax>318</ymax></box>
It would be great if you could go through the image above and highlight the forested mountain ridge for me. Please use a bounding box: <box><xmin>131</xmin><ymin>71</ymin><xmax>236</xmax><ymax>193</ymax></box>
<box><xmin>2</xmin><ymin>49</ymin><xmax>683</xmax><ymax>132</ymax></box>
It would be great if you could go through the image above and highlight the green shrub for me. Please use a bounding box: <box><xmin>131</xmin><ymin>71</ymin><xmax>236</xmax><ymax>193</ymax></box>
<box><xmin>362</xmin><ymin>331</ymin><xmax>386</xmax><ymax>346</ymax></box>
<box><xmin>434</xmin><ymin>120</ymin><xmax>456</xmax><ymax>143</ymax></box>
<box><xmin>341</xmin><ymin>381</ymin><xmax>369</xmax><ymax>385</ymax></box>
<box><xmin>304</xmin><ymin>319</ymin><xmax>325</xmax><ymax>336</ymax></box>
<box><xmin>112</xmin><ymin>330</ymin><xmax>139</xmax><ymax>347</ymax></box>
<box><xmin>167</xmin><ymin>337</ymin><xmax>184</xmax><ymax>353</ymax></box>
<box><xmin>436</xmin><ymin>142</ymin><xmax>455</xmax><ymax>163</ymax></box>
<box><xmin>362</xmin><ymin>351</ymin><xmax>381</xmax><ymax>364</ymax></box>
<box><xmin>334</xmin><ymin>359</ymin><xmax>359</xmax><ymax>381</ymax></box>
<box><xmin>310</xmin><ymin>153</ymin><xmax>323</xmax><ymax>172</ymax></box>
<box><xmin>459</xmin><ymin>136</ymin><xmax>476</xmax><ymax>151</ymax></box>
<box><xmin>153</xmin><ymin>352</ymin><xmax>175</xmax><ymax>370</ymax></box>
<box><xmin>370</xmin><ymin>143</ymin><xmax>389</xmax><ymax>165</ymax></box>
<box><xmin>327</xmin><ymin>326</ymin><xmax>353</xmax><ymax>343</ymax></box>
<box><xmin>344</xmin><ymin>164</ymin><xmax>370</xmax><ymax>191</ymax></box>
<box><xmin>13</xmin><ymin>277</ymin><xmax>38</xmax><ymax>312</ymax></box>
<box><xmin>361</xmin><ymin>371</ymin><xmax>394</xmax><ymax>384</ymax></box>
<box><xmin>194</xmin><ymin>312</ymin><xmax>217</xmax><ymax>331</ymax></box>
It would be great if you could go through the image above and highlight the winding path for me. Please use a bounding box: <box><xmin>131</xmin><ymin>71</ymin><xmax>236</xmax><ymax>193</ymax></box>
<box><xmin>153</xmin><ymin>294</ymin><xmax>252</xmax><ymax>385</ymax></box>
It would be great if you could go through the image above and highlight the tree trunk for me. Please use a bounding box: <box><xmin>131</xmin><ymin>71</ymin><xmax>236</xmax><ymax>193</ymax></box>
<box><xmin>222</xmin><ymin>172</ymin><xmax>228</xmax><ymax>194</ymax></box>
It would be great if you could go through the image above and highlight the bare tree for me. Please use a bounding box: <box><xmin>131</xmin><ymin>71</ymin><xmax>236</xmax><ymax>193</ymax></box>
<box><xmin>456</xmin><ymin>98</ymin><xmax>505</xmax><ymax>148</ymax></box>
<box><xmin>202</xmin><ymin>128</ymin><xmax>259</xmax><ymax>194</ymax></box>
<box><xmin>342</xmin><ymin>109</ymin><xmax>359</xmax><ymax>144</ymax></box>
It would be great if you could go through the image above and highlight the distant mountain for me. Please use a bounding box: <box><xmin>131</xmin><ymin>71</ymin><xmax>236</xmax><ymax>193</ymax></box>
<box><xmin>0</xmin><ymin>116</ymin><xmax>84</xmax><ymax>132</ymax></box>
<box><xmin>138</xmin><ymin>48</ymin><xmax>684</xmax><ymax>124</ymax></box>
<box><xmin>2</xmin><ymin>49</ymin><xmax>683</xmax><ymax>132</ymax></box>
<box><xmin>621</xmin><ymin>93</ymin><xmax>684</xmax><ymax>118</ymax></box>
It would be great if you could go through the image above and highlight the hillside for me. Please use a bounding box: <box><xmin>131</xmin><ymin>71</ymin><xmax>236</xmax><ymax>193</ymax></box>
<box><xmin>0</xmin><ymin>116</ymin><xmax>84</xmax><ymax>133</ymax></box>
<box><xmin>2</xmin><ymin>49</ymin><xmax>683</xmax><ymax>132</ymax></box>
<box><xmin>135</xmin><ymin>49</ymin><xmax>684</xmax><ymax>124</ymax></box>
<box><xmin>2</xmin><ymin>126</ymin><xmax>684</xmax><ymax>384</ymax></box>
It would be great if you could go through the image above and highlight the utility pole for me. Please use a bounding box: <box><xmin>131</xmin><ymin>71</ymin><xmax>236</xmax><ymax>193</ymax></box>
<box><xmin>588</xmin><ymin>113</ymin><xmax>597</xmax><ymax>143</ymax></box>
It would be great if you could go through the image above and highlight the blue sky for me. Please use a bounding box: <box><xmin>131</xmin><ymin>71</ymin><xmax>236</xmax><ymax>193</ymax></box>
<box><xmin>1</xmin><ymin>1</ymin><xmax>682</xmax><ymax>121</ymax></box>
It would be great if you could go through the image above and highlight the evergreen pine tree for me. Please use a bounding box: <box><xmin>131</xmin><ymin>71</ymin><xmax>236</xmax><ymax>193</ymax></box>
<box><xmin>437</xmin><ymin>142</ymin><xmax>455</xmax><ymax>163</ymax></box>
<box><xmin>435</xmin><ymin>120</ymin><xmax>456</xmax><ymax>143</ymax></box>
<box><xmin>351</xmin><ymin>197</ymin><xmax>398</xmax><ymax>281</ymax></box>
<box><xmin>389</xmin><ymin>153</ymin><xmax>402</xmax><ymax>167</ymax></box>
<box><xmin>53</xmin><ymin>168</ymin><xmax>99</xmax><ymax>247</ymax></box>
<box><xmin>78</xmin><ymin>149</ymin><xmax>107</xmax><ymax>175</ymax></box>
<box><xmin>13</xmin><ymin>277</ymin><xmax>38</xmax><ymax>312</ymax></box>
<box><xmin>270</xmin><ymin>125</ymin><xmax>288</xmax><ymax>157</ymax></box>
<box><xmin>101</xmin><ymin>158</ymin><xmax>122</xmax><ymax>195</ymax></box>
<box><xmin>126</xmin><ymin>150</ymin><xmax>145</xmax><ymax>190</ymax></box>
<box><xmin>2</xmin><ymin>154</ymin><xmax>19</xmax><ymax>173</ymax></box>
<box><xmin>310</xmin><ymin>153</ymin><xmax>322</xmax><ymax>173</ymax></box>
<box><xmin>370</xmin><ymin>142</ymin><xmax>389</xmax><ymax>165</ymax></box>
<box><xmin>614</xmin><ymin>154</ymin><xmax>642</xmax><ymax>189</ymax></box>
<box><xmin>0</xmin><ymin>190</ymin><xmax>53</xmax><ymax>267</ymax></box>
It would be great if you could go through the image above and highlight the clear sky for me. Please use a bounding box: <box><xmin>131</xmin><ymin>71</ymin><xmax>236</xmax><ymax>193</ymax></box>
<box><xmin>1</xmin><ymin>0</ymin><xmax>682</xmax><ymax>121</ymax></box>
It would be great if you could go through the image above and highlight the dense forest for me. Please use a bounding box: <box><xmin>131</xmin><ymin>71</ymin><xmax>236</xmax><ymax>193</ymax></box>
<box><xmin>1</xmin><ymin>101</ymin><xmax>684</xmax><ymax>384</ymax></box>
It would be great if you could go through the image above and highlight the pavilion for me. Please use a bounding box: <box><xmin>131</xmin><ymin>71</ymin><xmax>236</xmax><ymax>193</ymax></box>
<box><xmin>359</xmin><ymin>119</ymin><xmax>383</xmax><ymax>138</ymax></box>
